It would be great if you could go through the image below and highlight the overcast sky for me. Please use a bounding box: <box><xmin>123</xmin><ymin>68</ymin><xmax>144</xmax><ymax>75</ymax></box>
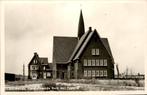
<box><xmin>4</xmin><ymin>1</ymin><xmax>147</xmax><ymax>75</ymax></box>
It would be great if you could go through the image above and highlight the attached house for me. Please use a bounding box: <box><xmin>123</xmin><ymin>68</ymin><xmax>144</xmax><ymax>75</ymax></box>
<box><xmin>52</xmin><ymin>10</ymin><xmax>115</xmax><ymax>79</ymax></box>
<box><xmin>28</xmin><ymin>53</ymin><xmax>52</xmax><ymax>79</ymax></box>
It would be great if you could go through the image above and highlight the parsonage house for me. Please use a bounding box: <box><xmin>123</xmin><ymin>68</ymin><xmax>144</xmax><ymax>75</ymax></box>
<box><xmin>28</xmin><ymin>10</ymin><xmax>115</xmax><ymax>80</ymax></box>
<box><xmin>28</xmin><ymin>53</ymin><xmax>52</xmax><ymax>79</ymax></box>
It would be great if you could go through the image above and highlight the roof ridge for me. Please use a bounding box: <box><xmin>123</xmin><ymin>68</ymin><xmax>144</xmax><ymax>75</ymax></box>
<box><xmin>68</xmin><ymin>30</ymin><xmax>91</xmax><ymax>62</ymax></box>
<box><xmin>53</xmin><ymin>36</ymin><xmax>78</xmax><ymax>38</ymax></box>
<box><xmin>73</xmin><ymin>31</ymin><xmax>95</xmax><ymax>60</ymax></box>
<box><xmin>39</xmin><ymin>57</ymin><xmax>48</xmax><ymax>59</ymax></box>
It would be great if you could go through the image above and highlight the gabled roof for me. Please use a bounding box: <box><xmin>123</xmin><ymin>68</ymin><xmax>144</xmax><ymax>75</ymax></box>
<box><xmin>29</xmin><ymin>53</ymin><xmax>51</xmax><ymax>66</ymax></box>
<box><xmin>53</xmin><ymin>36</ymin><xmax>78</xmax><ymax>63</ymax></box>
<box><xmin>39</xmin><ymin>58</ymin><xmax>48</xmax><ymax>65</ymax></box>
<box><xmin>48</xmin><ymin>63</ymin><xmax>53</xmax><ymax>69</ymax></box>
<box><xmin>101</xmin><ymin>38</ymin><xmax>113</xmax><ymax>59</ymax></box>
<box><xmin>29</xmin><ymin>53</ymin><xmax>41</xmax><ymax>65</ymax></box>
<box><xmin>53</xmin><ymin>30</ymin><xmax>114</xmax><ymax>64</ymax></box>
<box><xmin>72</xmin><ymin>29</ymin><xmax>114</xmax><ymax>61</ymax></box>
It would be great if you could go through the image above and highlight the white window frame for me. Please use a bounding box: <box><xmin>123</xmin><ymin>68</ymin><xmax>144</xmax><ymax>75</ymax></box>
<box><xmin>32</xmin><ymin>66</ymin><xmax>35</xmax><ymax>70</ymax></box>
<box><xmin>96</xmin><ymin>49</ymin><xmax>99</xmax><ymax>55</ymax></box>
<box><xmin>88</xmin><ymin>60</ymin><xmax>91</xmax><ymax>66</ymax></box>
<box><xmin>91</xmin><ymin>48</ymin><xmax>100</xmax><ymax>55</ymax></box>
<box><xmin>43</xmin><ymin>72</ymin><xmax>46</xmax><ymax>79</ymax></box>
<box><xmin>92</xmin><ymin>70</ymin><xmax>95</xmax><ymax>77</ymax></box>
<box><xmin>92</xmin><ymin>59</ymin><xmax>95</xmax><ymax>66</ymax></box>
<box><xmin>96</xmin><ymin>59</ymin><xmax>99</xmax><ymax>66</ymax></box>
<box><xmin>47</xmin><ymin>72</ymin><xmax>51</xmax><ymax>77</ymax></box>
<box><xmin>104</xmin><ymin>59</ymin><xmax>107</xmax><ymax>66</ymax></box>
<box><xmin>100</xmin><ymin>70</ymin><xmax>103</xmax><ymax>77</ymax></box>
<box><xmin>84</xmin><ymin>70</ymin><xmax>87</xmax><ymax>77</ymax></box>
<box><xmin>31</xmin><ymin>71</ymin><xmax>38</xmax><ymax>79</ymax></box>
<box><xmin>92</xmin><ymin>49</ymin><xmax>96</xmax><ymax>55</ymax></box>
<box><xmin>34</xmin><ymin>60</ymin><xmax>36</xmax><ymax>64</ymax></box>
<box><xmin>96</xmin><ymin>70</ymin><xmax>99</xmax><ymax>77</ymax></box>
<box><xmin>104</xmin><ymin>70</ymin><xmax>107</xmax><ymax>77</ymax></box>
<box><xmin>43</xmin><ymin>66</ymin><xmax>46</xmax><ymax>70</ymax></box>
<box><xmin>83</xmin><ymin>59</ymin><xmax>87</xmax><ymax>66</ymax></box>
<box><xmin>100</xmin><ymin>59</ymin><xmax>103</xmax><ymax>66</ymax></box>
<box><xmin>31</xmin><ymin>65</ymin><xmax>38</xmax><ymax>70</ymax></box>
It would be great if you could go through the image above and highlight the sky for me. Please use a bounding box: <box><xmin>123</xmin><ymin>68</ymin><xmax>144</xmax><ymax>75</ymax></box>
<box><xmin>4</xmin><ymin>1</ymin><xmax>147</xmax><ymax>75</ymax></box>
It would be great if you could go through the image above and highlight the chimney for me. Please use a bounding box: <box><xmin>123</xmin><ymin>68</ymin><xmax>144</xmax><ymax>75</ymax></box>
<box><xmin>34</xmin><ymin>52</ymin><xmax>38</xmax><ymax>56</ymax></box>
<box><xmin>89</xmin><ymin>27</ymin><xmax>92</xmax><ymax>32</ymax></box>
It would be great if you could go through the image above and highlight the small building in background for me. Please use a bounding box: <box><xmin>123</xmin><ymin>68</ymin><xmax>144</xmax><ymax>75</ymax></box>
<box><xmin>28</xmin><ymin>52</ymin><xmax>52</xmax><ymax>80</ymax></box>
<box><xmin>5</xmin><ymin>73</ymin><xmax>24</xmax><ymax>82</ymax></box>
<box><xmin>5</xmin><ymin>73</ymin><xmax>16</xmax><ymax>81</ymax></box>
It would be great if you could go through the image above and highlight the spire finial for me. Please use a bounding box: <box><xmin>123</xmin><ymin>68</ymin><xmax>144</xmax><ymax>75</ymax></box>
<box><xmin>80</xmin><ymin>4</ymin><xmax>82</xmax><ymax>9</ymax></box>
<box><xmin>78</xmin><ymin>9</ymin><xmax>85</xmax><ymax>40</ymax></box>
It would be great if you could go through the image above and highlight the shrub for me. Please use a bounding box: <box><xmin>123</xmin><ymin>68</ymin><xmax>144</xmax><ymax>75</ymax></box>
<box><xmin>42</xmin><ymin>82</ymin><xmax>57</xmax><ymax>91</ymax></box>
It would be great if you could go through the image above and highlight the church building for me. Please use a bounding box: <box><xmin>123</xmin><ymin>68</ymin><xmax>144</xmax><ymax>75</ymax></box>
<box><xmin>52</xmin><ymin>10</ymin><xmax>115</xmax><ymax>79</ymax></box>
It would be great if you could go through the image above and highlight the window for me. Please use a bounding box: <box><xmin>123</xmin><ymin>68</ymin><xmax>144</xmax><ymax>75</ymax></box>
<box><xmin>33</xmin><ymin>60</ymin><xmax>37</xmax><ymax>64</ymax></box>
<box><xmin>91</xmin><ymin>49</ymin><xmax>99</xmax><ymax>55</ymax></box>
<box><xmin>31</xmin><ymin>65</ymin><xmax>38</xmax><ymax>70</ymax></box>
<box><xmin>43</xmin><ymin>66</ymin><xmax>46</xmax><ymax>70</ymax></box>
<box><xmin>31</xmin><ymin>72</ymin><xmax>37</xmax><ymax>79</ymax></box>
<box><xmin>43</xmin><ymin>72</ymin><xmax>46</xmax><ymax>79</ymax></box>
<box><xmin>96</xmin><ymin>59</ymin><xmax>99</xmax><ymax>66</ymax></box>
<box><xmin>88</xmin><ymin>70</ymin><xmax>91</xmax><ymax>77</ymax></box>
<box><xmin>32</xmin><ymin>66</ymin><xmax>35</xmax><ymax>70</ymax></box>
<box><xmin>100</xmin><ymin>59</ymin><xmax>103</xmax><ymax>66</ymax></box>
<box><xmin>104</xmin><ymin>59</ymin><xmax>107</xmax><ymax>66</ymax></box>
<box><xmin>92</xmin><ymin>70</ymin><xmax>95</xmax><ymax>77</ymax></box>
<box><xmin>47</xmin><ymin>72</ymin><xmax>51</xmax><ymax>77</ymax></box>
<box><xmin>34</xmin><ymin>60</ymin><xmax>36</xmax><ymax>64</ymax></box>
<box><xmin>100</xmin><ymin>70</ymin><xmax>103</xmax><ymax>77</ymax></box>
<box><xmin>92</xmin><ymin>59</ymin><xmax>95</xmax><ymax>66</ymax></box>
<box><xmin>96</xmin><ymin>49</ymin><xmax>99</xmax><ymax>55</ymax></box>
<box><xmin>88</xmin><ymin>60</ymin><xmax>91</xmax><ymax>66</ymax></box>
<box><xmin>92</xmin><ymin>49</ymin><xmax>95</xmax><ymax>55</ymax></box>
<box><xmin>84</xmin><ymin>70</ymin><xmax>87</xmax><ymax>77</ymax></box>
<box><xmin>96</xmin><ymin>70</ymin><xmax>99</xmax><ymax>77</ymax></box>
<box><xmin>83</xmin><ymin>59</ymin><xmax>87</xmax><ymax>66</ymax></box>
<box><xmin>104</xmin><ymin>70</ymin><xmax>107</xmax><ymax>76</ymax></box>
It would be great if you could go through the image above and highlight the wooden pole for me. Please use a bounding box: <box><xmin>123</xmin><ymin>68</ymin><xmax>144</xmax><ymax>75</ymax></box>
<box><xmin>23</xmin><ymin>64</ymin><xmax>25</xmax><ymax>81</ymax></box>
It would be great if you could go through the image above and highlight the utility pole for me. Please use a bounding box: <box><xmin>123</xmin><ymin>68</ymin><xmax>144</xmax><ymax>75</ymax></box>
<box><xmin>126</xmin><ymin>67</ymin><xmax>128</xmax><ymax>79</ymax></box>
<box><xmin>23</xmin><ymin>64</ymin><xmax>25</xmax><ymax>81</ymax></box>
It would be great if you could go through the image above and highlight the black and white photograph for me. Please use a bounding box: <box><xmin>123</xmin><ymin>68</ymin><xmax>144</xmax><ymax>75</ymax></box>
<box><xmin>0</xmin><ymin>0</ymin><xmax>147</xmax><ymax>94</ymax></box>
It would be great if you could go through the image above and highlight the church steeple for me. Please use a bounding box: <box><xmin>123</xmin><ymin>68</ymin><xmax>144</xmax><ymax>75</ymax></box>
<box><xmin>78</xmin><ymin>10</ymin><xmax>85</xmax><ymax>40</ymax></box>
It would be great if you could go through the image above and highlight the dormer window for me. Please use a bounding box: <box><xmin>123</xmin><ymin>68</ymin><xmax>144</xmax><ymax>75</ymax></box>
<box><xmin>91</xmin><ymin>48</ymin><xmax>99</xmax><ymax>55</ymax></box>
<box><xmin>33</xmin><ymin>60</ymin><xmax>37</xmax><ymax>64</ymax></box>
<box><xmin>34</xmin><ymin>60</ymin><xmax>35</xmax><ymax>64</ymax></box>
<box><xmin>96</xmin><ymin>49</ymin><xmax>99</xmax><ymax>55</ymax></box>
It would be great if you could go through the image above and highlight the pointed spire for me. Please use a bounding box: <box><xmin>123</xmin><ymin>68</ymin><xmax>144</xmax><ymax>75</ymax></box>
<box><xmin>78</xmin><ymin>10</ymin><xmax>85</xmax><ymax>40</ymax></box>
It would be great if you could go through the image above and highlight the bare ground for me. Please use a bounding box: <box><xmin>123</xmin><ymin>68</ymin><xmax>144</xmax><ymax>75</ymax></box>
<box><xmin>5</xmin><ymin>79</ymin><xmax>144</xmax><ymax>91</ymax></box>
